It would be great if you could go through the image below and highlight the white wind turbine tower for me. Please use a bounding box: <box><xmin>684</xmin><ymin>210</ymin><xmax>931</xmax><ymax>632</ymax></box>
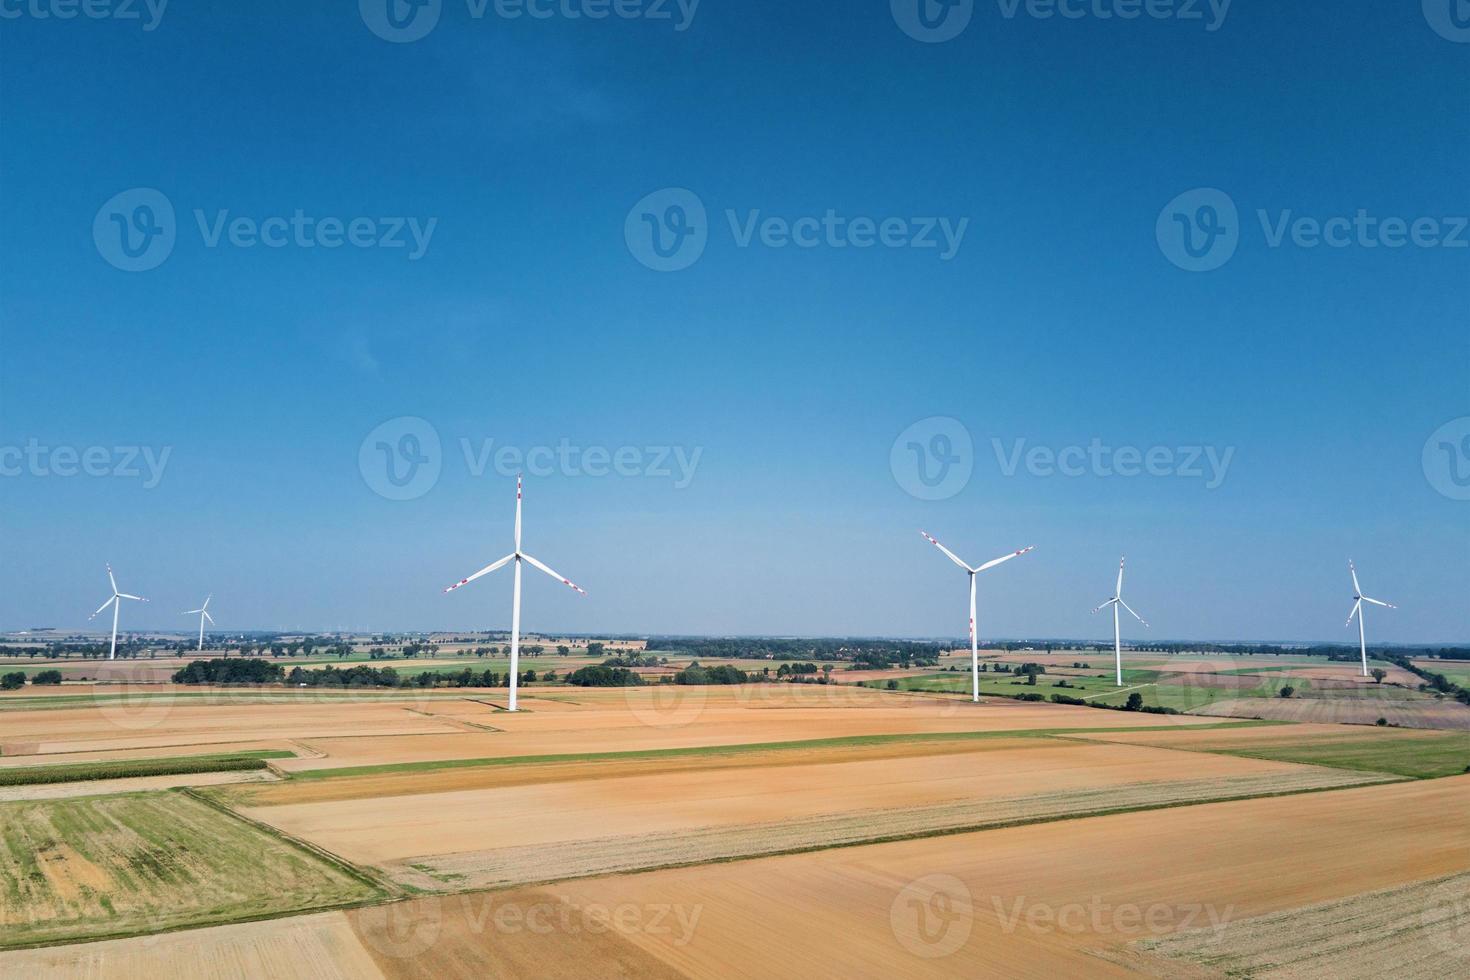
<box><xmin>88</xmin><ymin>564</ymin><xmax>148</xmax><ymax>661</ymax></box>
<box><xmin>182</xmin><ymin>595</ymin><xmax>214</xmax><ymax>651</ymax></box>
<box><xmin>444</xmin><ymin>475</ymin><xmax>586</xmax><ymax>712</ymax></box>
<box><xmin>1346</xmin><ymin>560</ymin><xmax>1396</xmax><ymax>678</ymax></box>
<box><xmin>920</xmin><ymin>531</ymin><xmax>1034</xmax><ymax>703</ymax></box>
<box><xmin>1091</xmin><ymin>557</ymin><xmax>1149</xmax><ymax>686</ymax></box>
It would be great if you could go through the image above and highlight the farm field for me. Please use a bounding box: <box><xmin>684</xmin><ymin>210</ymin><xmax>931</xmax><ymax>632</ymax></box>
<box><xmin>1195</xmin><ymin>696</ymin><xmax>1470</xmax><ymax>729</ymax></box>
<box><xmin>233</xmin><ymin>737</ymin><xmax>1389</xmax><ymax>890</ymax></box>
<box><xmin>1414</xmin><ymin>659</ymin><xmax>1470</xmax><ymax>687</ymax></box>
<box><xmin>0</xmin><ymin>792</ymin><xmax>380</xmax><ymax>949</ymax></box>
<box><xmin>340</xmin><ymin>776</ymin><xmax>1470</xmax><ymax>978</ymax></box>
<box><xmin>0</xmin><ymin>676</ymin><xmax>1466</xmax><ymax>976</ymax></box>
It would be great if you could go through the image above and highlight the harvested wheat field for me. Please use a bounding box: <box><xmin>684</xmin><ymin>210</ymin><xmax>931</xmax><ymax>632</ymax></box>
<box><xmin>238</xmin><ymin>737</ymin><xmax>1392</xmax><ymax>890</ymax></box>
<box><xmin>254</xmin><ymin>689</ymin><xmax>1225</xmax><ymax>775</ymax></box>
<box><xmin>336</xmin><ymin>776</ymin><xmax>1467</xmax><ymax>979</ymax></box>
<box><xmin>0</xmin><ymin>700</ymin><xmax>470</xmax><ymax>757</ymax></box>
<box><xmin>0</xmin><ymin>910</ymin><xmax>386</xmax><ymax>979</ymax></box>
<box><xmin>1194</xmin><ymin>696</ymin><xmax>1470</xmax><ymax>730</ymax></box>
<box><xmin>0</xmin><ymin>792</ymin><xmax>380</xmax><ymax>949</ymax></box>
<box><xmin>1134</xmin><ymin>868</ymin><xmax>1470</xmax><ymax>978</ymax></box>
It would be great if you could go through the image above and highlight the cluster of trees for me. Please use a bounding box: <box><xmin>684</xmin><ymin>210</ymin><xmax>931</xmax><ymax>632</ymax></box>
<box><xmin>173</xmin><ymin>659</ymin><xmax>284</xmax><ymax>685</ymax></box>
<box><xmin>1392</xmin><ymin>656</ymin><xmax>1470</xmax><ymax>706</ymax></box>
<box><xmin>602</xmin><ymin>654</ymin><xmax>667</xmax><ymax>668</ymax></box>
<box><xmin>566</xmin><ymin>665</ymin><xmax>644</xmax><ymax>687</ymax></box>
<box><xmin>170</xmin><ymin>658</ymin><xmax>549</xmax><ymax>689</ymax></box>
<box><xmin>673</xmin><ymin>663</ymin><xmax>748</xmax><ymax>685</ymax></box>
<box><xmin>651</xmin><ymin>637</ymin><xmax>943</xmax><ymax>668</ymax></box>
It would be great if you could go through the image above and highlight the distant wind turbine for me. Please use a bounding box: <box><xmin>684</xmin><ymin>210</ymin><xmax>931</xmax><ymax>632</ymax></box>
<box><xmin>920</xmin><ymin>531</ymin><xmax>1035</xmax><ymax>703</ymax></box>
<box><xmin>1346</xmin><ymin>560</ymin><xmax>1395</xmax><ymax>678</ymax></box>
<box><xmin>88</xmin><ymin>564</ymin><xmax>147</xmax><ymax>661</ymax></box>
<box><xmin>182</xmin><ymin>595</ymin><xmax>214</xmax><ymax>651</ymax></box>
<box><xmin>444</xmin><ymin>475</ymin><xmax>586</xmax><ymax>711</ymax></box>
<box><xmin>1091</xmin><ymin>557</ymin><xmax>1149</xmax><ymax>686</ymax></box>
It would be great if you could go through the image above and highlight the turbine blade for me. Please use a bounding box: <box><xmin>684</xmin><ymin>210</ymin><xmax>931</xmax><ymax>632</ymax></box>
<box><xmin>1119</xmin><ymin>599</ymin><xmax>1150</xmax><ymax>627</ymax></box>
<box><xmin>107</xmin><ymin>563</ymin><xmax>118</xmax><ymax>594</ymax></box>
<box><xmin>90</xmin><ymin>596</ymin><xmax>117</xmax><ymax>619</ymax></box>
<box><xmin>975</xmin><ymin>545</ymin><xmax>1036</xmax><ymax>574</ymax></box>
<box><xmin>1348</xmin><ymin>559</ymin><xmax>1361</xmax><ymax>595</ymax></box>
<box><xmin>520</xmin><ymin>552</ymin><xmax>587</xmax><ymax>595</ymax></box>
<box><xmin>514</xmin><ymin>473</ymin><xmax>523</xmax><ymax>552</ymax></box>
<box><xmin>203</xmin><ymin>611</ymin><xmax>215</xmax><ymax>624</ymax></box>
<box><xmin>203</xmin><ymin>595</ymin><xmax>212</xmax><ymax>610</ymax></box>
<box><xmin>117</xmin><ymin>594</ymin><xmax>146</xmax><ymax>602</ymax></box>
<box><xmin>1116</xmin><ymin>556</ymin><xmax>1126</xmax><ymax>597</ymax></box>
<box><xmin>182</xmin><ymin>608</ymin><xmax>204</xmax><ymax>615</ymax></box>
<box><xmin>1361</xmin><ymin>596</ymin><xmax>1396</xmax><ymax>609</ymax></box>
<box><xmin>919</xmin><ymin>531</ymin><xmax>972</xmax><ymax>571</ymax></box>
<box><xmin>1345</xmin><ymin>599</ymin><xmax>1361</xmax><ymax>626</ymax></box>
<box><xmin>444</xmin><ymin>553</ymin><xmax>515</xmax><ymax>593</ymax></box>
<box><xmin>1090</xmin><ymin>598</ymin><xmax>1118</xmax><ymax>615</ymax></box>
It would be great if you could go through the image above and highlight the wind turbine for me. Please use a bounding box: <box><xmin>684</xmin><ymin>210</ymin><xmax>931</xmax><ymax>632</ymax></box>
<box><xmin>1346</xmin><ymin>560</ymin><xmax>1395</xmax><ymax>678</ymax></box>
<box><xmin>88</xmin><ymin>564</ymin><xmax>148</xmax><ymax>661</ymax></box>
<box><xmin>182</xmin><ymin>595</ymin><xmax>214</xmax><ymax>651</ymax></box>
<box><xmin>919</xmin><ymin>531</ymin><xmax>1034</xmax><ymax>703</ymax></box>
<box><xmin>444</xmin><ymin>475</ymin><xmax>586</xmax><ymax>711</ymax></box>
<box><xmin>1091</xmin><ymin>557</ymin><xmax>1149</xmax><ymax>686</ymax></box>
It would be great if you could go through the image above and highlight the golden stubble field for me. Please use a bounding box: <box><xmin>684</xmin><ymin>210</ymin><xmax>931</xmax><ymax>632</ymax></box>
<box><xmin>1</xmin><ymin>681</ymin><xmax>1468</xmax><ymax>978</ymax></box>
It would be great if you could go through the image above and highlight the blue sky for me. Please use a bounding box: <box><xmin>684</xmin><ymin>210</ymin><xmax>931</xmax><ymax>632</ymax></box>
<box><xmin>1</xmin><ymin>1</ymin><xmax>1465</xmax><ymax>641</ymax></box>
